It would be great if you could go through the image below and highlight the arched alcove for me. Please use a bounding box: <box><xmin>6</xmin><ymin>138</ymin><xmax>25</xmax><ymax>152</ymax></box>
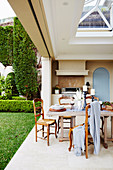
<box><xmin>93</xmin><ymin>67</ymin><xmax>110</xmax><ymax>102</ymax></box>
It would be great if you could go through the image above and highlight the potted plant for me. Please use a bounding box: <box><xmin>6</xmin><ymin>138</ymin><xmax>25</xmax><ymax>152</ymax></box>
<box><xmin>111</xmin><ymin>102</ymin><xmax>113</xmax><ymax>109</ymax></box>
<box><xmin>55</xmin><ymin>85</ymin><xmax>60</xmax><ymax>94</ymax></box>
<box><xmin>102</xmin><ymin>101</ymin><xmax>113</xmax><ymax>110</ymax></box>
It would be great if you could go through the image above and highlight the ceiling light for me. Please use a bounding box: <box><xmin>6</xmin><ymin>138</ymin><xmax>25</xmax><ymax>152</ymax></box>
<box><xmin>63</xmin><ymin>2</ymin><xmax>68</xmax><ymax>6</ymax></box>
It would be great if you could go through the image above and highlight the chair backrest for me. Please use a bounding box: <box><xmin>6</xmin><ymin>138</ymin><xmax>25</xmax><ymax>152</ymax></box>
<box><xmin>85</xmin><ymin>104</ymin><xmax>90</xmax><ymax>128</ymax></box>
<box><xmin>86</xmin><ymin>96</ymin><xmax>99</xmax><ymax>101</ymax></box>
<box><xmin>86</xmin><ymin>96</ymin><xmax>99</xmax><ymax>104</ymax></box>
<box><xmin>59</xmin><ymin>96</ymin><xmax>73</xmax><ymax>105</ymax></box>
<box><xmin>33</xmin><ymin>98</ymin><xmax>44</xmax><ymax>121</ymax></box>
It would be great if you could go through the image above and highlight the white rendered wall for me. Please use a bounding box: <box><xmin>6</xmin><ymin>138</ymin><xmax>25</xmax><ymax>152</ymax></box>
<box><xmin>59</xmin><ymin>60</ymin><xmax>86</xmax><ymax>71</ymax></box>
<box><xmin>41</xmin><ymin>57</ymin><xmax>51</xmax><ymax>115</ymax></box>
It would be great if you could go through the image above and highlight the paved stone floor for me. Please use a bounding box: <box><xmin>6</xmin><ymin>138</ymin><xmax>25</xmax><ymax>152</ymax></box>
<box><xmin>5</xmin><ymin>117</ymin><xmax>113</xmax><ymax>170</ymax></box>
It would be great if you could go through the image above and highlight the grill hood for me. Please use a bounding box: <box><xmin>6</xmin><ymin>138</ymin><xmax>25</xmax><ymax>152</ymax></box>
<box><xmin>56</xmin><ymin>60</ymin><xmax>89</xmax><ymax>76</ymax></box>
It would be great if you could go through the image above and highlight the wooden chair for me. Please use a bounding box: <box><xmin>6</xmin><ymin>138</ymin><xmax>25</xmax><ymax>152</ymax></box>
<box><xmin>68</xmin><ymin>104</ymin><xmax>91</xmax><ymax>159</ymax></box>
<box><xmin>58</xmin><ymin>96</ymin><xmax>73</xmax><ymax>133</ymax></box>
<box><xmin>68</xmin><ymin>102</ymin><xmax>101</xmax><ymax>158</ymax></box>
<box><xmin>33</xmin><ymin>98</ymin><xmax>57</xmax><ymax>146</ymax></box>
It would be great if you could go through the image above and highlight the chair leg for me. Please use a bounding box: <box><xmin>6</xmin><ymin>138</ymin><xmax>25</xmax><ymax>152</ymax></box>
<box><xmin>47</xmin><ymin>125</ymin><xmax>49</xmax><ymax>146</ymax></box>
<box><xmin>68</xmin><ymin>129</ymin><xmax>73</xmax><ymax>151</ymax></box>
<box><xmin>35</xmin><ymin>124</ymin><xmax>37</xmax><ymax>142</ymax></box>
<box><xmin>42</xmin><ymin>125</ymin><xmax>44</xmax><ymax>137</ymax></box>
<box><xmin>101</xmin><ymin>117</ymin><xmax>104</xmax><ymax>135</ymax></box>
<box><xmin>55</xmin><ymin>122</ymin><xmax>57</xmax><ymax>138</ymax></box>
<box><xmin>85</xmin><ymin>129</ymin><xmax>88</xmax><ymax>159</ymax></box>
<box><xmin>57</xmin><ymin>118</ymin><xmax>60</xmax><ymax>133</ymax></box>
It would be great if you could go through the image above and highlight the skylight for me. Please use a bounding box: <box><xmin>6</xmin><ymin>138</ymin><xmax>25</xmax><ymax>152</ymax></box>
<box><xmin>85</xmin><ymin>0</ymin><xmax>106</xmax><ymax>6</ymax></box>
<box><xmin>78</xmin><ymin>0</ymin><xmax>113</xmax><ymax>30</ymax></box>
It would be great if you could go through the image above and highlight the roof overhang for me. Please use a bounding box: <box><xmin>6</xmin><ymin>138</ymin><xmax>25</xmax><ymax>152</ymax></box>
<box><xmin>8</xmin><ymin>0</ymin><xmax>113</xmax><ymax>60</ymax></box>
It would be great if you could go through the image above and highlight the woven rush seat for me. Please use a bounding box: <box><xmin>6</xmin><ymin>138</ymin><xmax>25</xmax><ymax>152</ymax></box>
<box><xmin>37</xmin><ymin>119</ymin><xmax>56</xmax><ymax>126</ymax></box>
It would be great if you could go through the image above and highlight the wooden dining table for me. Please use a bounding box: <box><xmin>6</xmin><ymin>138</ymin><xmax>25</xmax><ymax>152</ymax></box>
<box><xmin>47</xmin><ymin>108</ymin><xmax>113</xmax><ymax>148</ymax></box>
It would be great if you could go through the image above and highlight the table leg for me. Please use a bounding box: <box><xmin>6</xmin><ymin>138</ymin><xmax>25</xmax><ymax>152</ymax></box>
<box><xmin>111</xmin><ymin>116</ymin><xmax>113</xmax><ymax>139</ymax></box>
<box><xmin>72</xmin><ymin>116</ymin><xmax>76</xmax><ymax>127</ymax></box>
<box><xmin>103</xmin><ymin>116</ymin><xmax>108</xmax><ymax>149</ymax></box>
<box><xmin>59</xmin><ymin>116</ymin><xmax>63</xmax><ymax>142</ymax></box>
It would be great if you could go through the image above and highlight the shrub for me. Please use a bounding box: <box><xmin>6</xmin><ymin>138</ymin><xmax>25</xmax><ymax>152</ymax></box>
<box><xmin>0</xmin><ymin>96</ymin><xmax>26</xmax><ymax>100</ymax></box>
<box><xmin>4</xmin><ymin>75</ymin><xmax>12</xmax><ymax>99</ymax></box>
<box><xmin>0</xmin><ymin>75</ymin><xmax>12</xmax><ymax>99</ymax></box>
<box><xmin>12</xmin><ymin>96</ymin><xmax>26</xmax><ymax>100</ymax></box>
<box><xmin>102</xmin><ymin>101</ymin><xmax>111</xmax><ymax>106</ymax></box>
<box><xmin>0</xmin><ymin>96</ymin><xmax>5</xmax><ymax>100</ymax></box>
<box><xmin>0</xmin><ymin>95</ymin><xmax>12</xmax><ymax>100</ymax></box>
<box><xmin>0</xmin><ymin>100</ymin><xmax>34</xmax><ymax>112</ymax></box>
<box><xmin>0</xmin><ymin>96</ymin><xmax>20</xmax><ymax>101</ymax></box>
<box><xmin>8</xmin><ymin>72</ymin><xmax>19</xmax><ymax>96</ymax></box>
<box><xmin>0</xmin><ymin>76</ymin><xmax>5</xmax><ymax>93</ymax></box>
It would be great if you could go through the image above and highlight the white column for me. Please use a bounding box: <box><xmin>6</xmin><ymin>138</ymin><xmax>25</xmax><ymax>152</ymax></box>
<box><xmin>41</xmin><ymin>57</ymin><xmax>51</xmax><ymax>115</ymax></box>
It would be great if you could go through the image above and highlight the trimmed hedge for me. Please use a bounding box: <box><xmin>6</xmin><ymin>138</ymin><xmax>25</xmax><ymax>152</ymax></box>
<box><xmin>0</xmin><ymin>100</ymin><xmax>33</xmax><ymax>112</ymax></box>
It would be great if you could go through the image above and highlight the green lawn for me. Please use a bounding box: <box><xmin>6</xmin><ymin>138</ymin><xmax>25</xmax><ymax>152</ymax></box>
<box><xmin>0</xmin><ymin>112</ymin><xmax>35</xmax><ymax>170</ymax></box>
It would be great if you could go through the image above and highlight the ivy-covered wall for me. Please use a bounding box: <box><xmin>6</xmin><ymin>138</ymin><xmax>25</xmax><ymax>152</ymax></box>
<box><xmin>13</xmin><ymin>17</ymin><xmax>38</xmax><ymax>99</ymax></box>
<box><xmin>0</xmin><ymin>26</ymin><xmax>13</xmax><ymax>66</ymax></box>
<box><xmin>0</xmin><ymin>17</ymin><xmax>38</xmax><ymax>99</ymax></box>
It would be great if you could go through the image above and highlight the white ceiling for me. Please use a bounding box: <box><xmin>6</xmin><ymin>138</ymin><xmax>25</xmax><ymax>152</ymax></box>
<box><xmin>42</xmin><ymin>0</ymin><xmax>113</xmax><ymax>60</ymax></box>
<box><xmin>7</xmin><ymin>0</ymin><xmax>113</xmax><ymax>60</ymax></box>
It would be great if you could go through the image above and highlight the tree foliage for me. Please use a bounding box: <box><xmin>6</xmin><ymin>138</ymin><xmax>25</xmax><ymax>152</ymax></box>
<box><xmin>13</xmin><ymin>17</ymin><xmax>38</xmax><ymax>99</ymax></box>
